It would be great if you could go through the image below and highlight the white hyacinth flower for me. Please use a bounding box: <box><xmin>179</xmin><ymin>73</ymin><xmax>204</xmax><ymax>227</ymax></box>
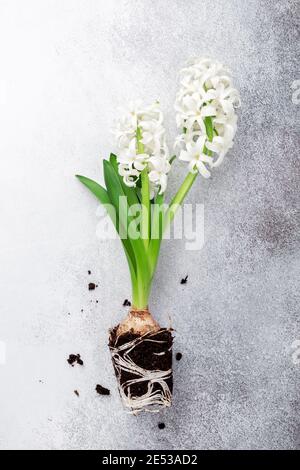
<box><xmin>148</xmin><ymin>156</ymin><xmax>171</xmax><ymax>194</ymax></box>
<box><xmin>179</xmin><ymin>135</ymin><xmax>212</xmax><ymax>178</ymax></box>
<box><xmin>113</xmin><ymin>101</ymin><xmax>170</xmax><ymax>195</ymax></box>
<box><xmin>175</xmin><ymin>57</ymin><xmax>240</xmax><ymax>177</ymax></box>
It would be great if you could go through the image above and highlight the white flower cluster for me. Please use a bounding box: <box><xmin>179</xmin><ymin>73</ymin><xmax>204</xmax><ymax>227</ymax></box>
<box><xmin>175</xmin><ymin>57</ymin><xmax>240</xmax><ymax>178</ymax></box>
<box><xmin>113</xmin><ymin>101</ymin><xmax>170</xmax><ymax>195</ymax></box>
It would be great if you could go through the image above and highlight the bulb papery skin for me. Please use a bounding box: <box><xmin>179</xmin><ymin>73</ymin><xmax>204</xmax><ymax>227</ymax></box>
<box><xmin>113</xmin><ymin>101</ymin><xmax>170</xmax><ymax>196</ymax></box>
<box><xmin>175</xmin><ymin>57</ymin><xmax>240</xmax><ymax>178</ymax></box>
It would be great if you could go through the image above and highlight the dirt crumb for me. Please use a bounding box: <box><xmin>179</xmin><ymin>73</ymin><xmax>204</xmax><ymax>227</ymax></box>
<box><xmin>67</xmin><ymin>354</ymin><xmax>84</xmax><ymax>367</ymax></box>
<box><xmin>74</xmin><ymin>390</ymin><xmax>79</xmax><ymax>397</ymax></box>
<box><xmin>176</xmin><ymin>352</ymin><xmax>182</xmax><ymax>361</ymax></box>
<box><xmin>180</xmin><ymin>275</ymin><xmax>188</xmax><ymax>284</ymax></box>
<box><xmin>88</xmin><ymin>282</ymin><xmax>96</xmax><ymax>290</ymax></box>
<box><xmin>158</xmin><ymin>422</ymin><xmax>165</xmax><ymax>429</ymax></box>
<box><xmin>95</xmin><ymin>384</ymin><xmax>110</xmax><ymax>395</ymax></box>
<box><xmin>123</xmin><ymin>299</ymin><xmax>131</xmax><ymax>307</ymax></box>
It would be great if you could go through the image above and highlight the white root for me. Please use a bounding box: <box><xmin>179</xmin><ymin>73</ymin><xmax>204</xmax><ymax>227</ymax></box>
<box><xmin>110</xmin><ymin>331</ymin><xmax>172</xmax><ymax>415</ymax></box>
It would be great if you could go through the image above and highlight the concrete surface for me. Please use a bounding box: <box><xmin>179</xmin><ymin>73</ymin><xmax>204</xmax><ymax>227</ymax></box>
<box><xmin>0</xmin><ymin>0</ymin><xmax>299</xmax><ymax>450</ymax></box>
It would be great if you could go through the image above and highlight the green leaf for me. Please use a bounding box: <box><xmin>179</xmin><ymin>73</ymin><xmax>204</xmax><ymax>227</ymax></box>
<box><xmin>109</xmin><ymin>153</ymin><xmax>118</xmax><ymax>171</ymax></box>
<box><xmin>148</xmin><ymin>191</ymin><xmax>165</xmax><ymax>274</ymax></box>
<box><xmin>103</xmin><ymin>160</ymin><xmax>127</xmax><ymax>230</ymax></box>
<box><xmin>103</xmin><ymin>159</ymin><xmax>151</xmax><ymax>284</ymax></box>
<box><xmin>76</xmin><ymin>175</ymin><xmax>110</xmax><ymax>205</ymax></box>
<box><xmin>109</xmin><ymin>153</ymin><xmax>140</xmax><ymax>208</ymax></box>
<box><xmin>141</xmin><ymin>168</ymin><xmax>150</xmax><ymax>247</ymax></box>
<box><xmin>76</xmin><ymin>173</ymin><xmax>137</xmax><ymax>275</ymax></box>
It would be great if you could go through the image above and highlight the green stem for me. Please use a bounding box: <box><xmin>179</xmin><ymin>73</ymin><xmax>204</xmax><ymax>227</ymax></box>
<box><xmin>136</xmin><ymin>126</ymin><xmax>144</xmax><ymax>154</ymax></box>
<box><xmin>141</xmin><ymin>169</ymin><xmax>150</xmax><ymax>247</ymax></box>
<box><xmin>164</xmin><ymin>171</ymin><xmax>198</xmax><ymax>229</ymax></box>
<box><xmin>164</xmin><ymin>116</ymin><xmax>214</xmax><ymax>230</ymax></box>
<box><xmin>137</xmin><ymin>127</ymin><xmax>150</xmax><ymax>248</ymax></box>
<box><xmin>132</xmin><ymin>275</ymin><xmax>152</xmax><ymax>309</ymax></box>
<box><xmin>130</xmin><ymin>126</ymin><xmax>152</xmax><ymax>309</ymax></box>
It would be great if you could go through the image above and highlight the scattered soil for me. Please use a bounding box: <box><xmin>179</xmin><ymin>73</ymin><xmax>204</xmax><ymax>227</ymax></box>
<box><xmin>158</xmin><ymin>422</ymin><xmax>165</xmax><ymax>429</ymax></box>
<box><xmin>109</xmin><ymin>328</ymin><xmax>173</xmax><ymax>399</ymax></box>
<box><xmin>81</xmin><ymin>309</ymin><xmax>84</xmax><ymax>313</ymax></box>
<box><xmin>67</xmin><ymin>354</ymin><xmax>84</xmax><ymax>367</ymax></box>
<box><xmin>96</xmin><ymin>300</ymin><xmax>99</xmax><ymax>303</ymax></box>
<box><xmin>96</xmin><ymin>384</ymin><xmax>110</xmax><ymax>395</ymax></box>
<box><xmin>88</xmin><ymin>270</ymin><xmax>91</xmax><ymax>275</ymax></box>
<box><xmin>123</xmin><ymin>299</ymin><xmax>131</xmax><ymax>307</ymax></box>
<box><xmin>74</xmin><ymin>390</ymin><xmax>79</xmax><ymax>397</ymax></box>
<box><xmin>176</xmin><ymin>352</ymin><xmax>182</xmax><ymax>361</ymax></box>
<box><xmin>88</xmin><ymin>282</ymin><xmax>96</xmax><ymax>290</ymax></box>
<box><xmin>77</xmin><ymin>356</ymin><xmax>83</xmax><ymax>365</ymax></box>
<box><xmin>180</xmin><ymin>275</ymin><xmax>188</xmax><ymax>284</ymax></box>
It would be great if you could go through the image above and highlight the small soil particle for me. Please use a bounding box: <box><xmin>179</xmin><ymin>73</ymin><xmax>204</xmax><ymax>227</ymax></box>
<box><xmin>158</xmin><ymin>422</ymin><xmax>165</xmax><ymax>429</ymax></box>
<box><xmin>67</xmin><ymin>354</ymin><xmax>77</xmax><ymax>366</ymax></box>
<box><xmin>96</xmin><ymin>300</ymin><xmax>99</xmax><ymax>303</ymax></box>
<box><xmin>96</xmin><ymin>384</ymin><xmax>110</xmax><ymax>395</ymax></box>
<box><xmin>88</xmin><ymin>282</ymin><xmax>96</xmax><ymax>290</ymax></box>
<box><xmin>176</xmin><ymin>352</ymin><xmax>182</xmax><ymax>361</ymax></box>
<box><xmin>88</xmin><ymin>270</ymin><xmax>91</xmax><ymax>275</ymax></box>
<box><xmin>180</xmin><ymin>275</ymin><xmax>188</xmax><ymax>284</ymax></box>
<box><xmin>123</xmin><ymin>299</ymin><xmax>131</xmax><ymax>307</ymax></box>
<box><xmin>67</xmin><ymin>354</ymin><xmax>84</xmax><ymax>367</ymax></box>
<box><xmin>74</xmin><ymin>390</ymin><xmax>79</xmax><ymax>397</ymax></box>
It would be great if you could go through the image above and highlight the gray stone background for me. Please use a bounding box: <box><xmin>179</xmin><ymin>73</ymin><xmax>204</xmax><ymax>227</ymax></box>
<box><xmin>0</xmin><ymin>0</ymin><xmax>299</xmax><ymax>450</ymax></box>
